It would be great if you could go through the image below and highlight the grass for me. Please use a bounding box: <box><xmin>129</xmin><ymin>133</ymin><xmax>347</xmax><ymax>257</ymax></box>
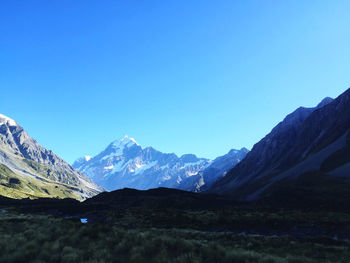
<box><xmin>1</xmin><ymin>186</ymin><xmax>350</xmax><ymax>262</ymax></box>
<box><xmin>0</xmin><ymin>163</ymin><xmax>82</xmax><ymax>200</ymax></box>
<box><xmin>0</xmin><ymin>204</ymin><xmax>350</xmax><ymax>263</ymax></box>
<box><xmin>1</xmin><ymin>210</ymin><xmax>350</xmax><ymax>263</ymax></box>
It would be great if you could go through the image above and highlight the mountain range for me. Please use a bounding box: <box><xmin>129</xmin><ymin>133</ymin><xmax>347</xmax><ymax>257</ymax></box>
<box><xmin>73</xmin><ymin>136</ymin><xmax>248</xmax><ymax>192</ymax></box>
<box><xmin>210</xmin><ymin>88</ymin><xmax>350</xmax><ymax>207</ymax></box>
<box><xmin>0</xmin><ymin>114</ymin><xmax>102</xmax><ymax>200</ymax></box>
<box><xmin>1</xmin><ymin>87</ymin><xmax>350</xmax><ymax>206</ymax></box>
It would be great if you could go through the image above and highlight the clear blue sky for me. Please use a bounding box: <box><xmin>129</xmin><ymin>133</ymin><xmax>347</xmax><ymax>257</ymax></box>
<box><xmin>1</xmin><ymin>1</ymin><xmax>349</xmax><ymax>164</ymax></box>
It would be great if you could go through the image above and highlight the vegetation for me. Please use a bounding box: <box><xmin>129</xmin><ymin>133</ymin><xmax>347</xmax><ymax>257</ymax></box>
<box><xmin>0</xmin><ymin>163</ymin><xmax>82</xmax><ymax>200</ymax></box>
<box><xmin>0</xmin><ymin>209</ymin><xmax>350</xmax><ymax>263</ymax></box>
<box><xmin>0</xmin><ymin>187</ymin><xmax>349</xmax><ymax>262</ymax></box>
<box><xmin>0</xmin><ymin>190</ymin><xmax>350</xmax><ymax>263</ymax></box>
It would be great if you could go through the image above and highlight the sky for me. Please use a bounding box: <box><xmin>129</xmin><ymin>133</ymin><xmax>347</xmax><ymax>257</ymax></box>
<box><xmin>1</xmin><ymin>0</ymin><xmax>350</xmax><ymax>164</ymax></box>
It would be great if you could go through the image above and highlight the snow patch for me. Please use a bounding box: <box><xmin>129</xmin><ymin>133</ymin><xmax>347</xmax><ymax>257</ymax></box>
<box><xmin>135</xmin><ymin>163</ymin><xmax>143</xmax><ymax>169</ymax></box>
<box><xmin>183</xmin><ymin>160</ymin><xmax>205</xmax><ymax>167</ymax></box>
<box><xmin>102</xmin><ymin>136</ymin><xmax>140</xmax><ymax>160</ymax></box>
<box><xmin>109</xmin><ymin>160</ymin><xmax>126</xmax><ymax>173</ymax></box>
<box><xmin>104</xmin><ymin>165</ymin><xmax>114</xmax><ymax>170</ymax></box>
<box><xmin>102</xmin><ymin>149</ymin><xmax>124</xmax><ymax>160</ymax></box>
<box><xmin>162</xmin><ymin>175</ymin><xmax>171</xmax><ymax>180</ymax></box>
<box><xmin>0</xmin><ymin>114</ymin><xmax>17</xmax><ymax>126</ymax></box>
<box><xmin>176</xmin><ymin>176</ymin><xmax>182</xmax><ymax>184</ymax></box>
<box><xmin>186</xmin><ymin>171</ymin><xmax>198</xmax><ymax>177</ymax></box>
<box><xmin>112</xmin><ymin>135</ymin><xmax>140</xmax><ymax>148</ymax></box>
<box><xmin>110</xmin><ymin>159</ymin><xmax>135</xmax><ymax>174</ymax></box>
<box><xmin>134</xmin><ymin>161</ymin><xmax>158</xmax><ymax>175</ymax></box>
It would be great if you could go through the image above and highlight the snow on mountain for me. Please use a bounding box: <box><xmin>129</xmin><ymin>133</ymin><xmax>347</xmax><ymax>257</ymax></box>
<box><xmin>73</xmin><ymin>136</ymin><xmax>247</xmax><ymax>192</ymax></box>
<box><xmin>72</xmin><ymin>156</ymin><xmax>93</xmax><ymax>170</ymax></box>
<box><xmin>0</xmin><ymin>114</ymin><xmax>17</xmax><ymax>127</ymax></box>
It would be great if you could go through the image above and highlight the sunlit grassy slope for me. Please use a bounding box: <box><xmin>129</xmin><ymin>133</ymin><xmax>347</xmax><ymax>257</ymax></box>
<box><xmin>0</xmin><ymin>163</ymin><xmax>83</xmax><ymax>200</ymax></box>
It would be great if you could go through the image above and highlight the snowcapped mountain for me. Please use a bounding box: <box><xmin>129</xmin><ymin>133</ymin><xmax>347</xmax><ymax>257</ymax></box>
<box><xmin>0</xmin><ymin>113</ymin><xmax>102</xmax><ymax>200</ymax></box>
<box><xmin>73</xmin><ymin>136</ymin><xmax>247</xmax><ymax>191</ymax></box>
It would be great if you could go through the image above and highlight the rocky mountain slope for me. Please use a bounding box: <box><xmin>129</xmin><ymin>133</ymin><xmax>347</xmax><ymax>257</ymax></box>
<box><xmin>0</xmin><ymin>114</ymin><xmax>102</xmax><ymax>200</ymax></box>
<box><xmin>179</xmin><ymin>148</ymin><xmax>249</xmax><ymax>192</ymax></box>
<box><xmin>73</xmin><ymin>136</ymin><xmax>247</xmax><ymax>191</ymax></box>
<box><xmin>210</xmin><ymin>88</ymin><xmax>350</xmax><ymax>205</ymax></box>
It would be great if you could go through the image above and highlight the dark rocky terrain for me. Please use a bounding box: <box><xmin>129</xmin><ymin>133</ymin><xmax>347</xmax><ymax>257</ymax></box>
<box><xmin>210</xmin><ymin>89</ymin><xmax>350</xmax><ymax>205</ymax></box>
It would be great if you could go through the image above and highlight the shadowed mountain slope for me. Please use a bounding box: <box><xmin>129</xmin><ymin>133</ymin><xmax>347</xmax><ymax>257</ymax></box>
<box><xmin>210</xmin><ymin>88</ymin><xmax>350</xmax><ymax>205</ymax></box>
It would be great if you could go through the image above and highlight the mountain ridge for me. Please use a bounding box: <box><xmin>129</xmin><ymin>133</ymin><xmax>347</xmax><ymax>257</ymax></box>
<box><xmin>210</xmin><ymin>88</ymin><xmax>350</xmax><ymax>204</ymax></box>
<box><xmin>0</xmin><ymin>113</ymin><xmax>102</xmax><ymax>200</ymax></box>
<box><xmin>73</xmin><ymin>136</ymin><xmax>248</xmax><ymax>192</ymax></box>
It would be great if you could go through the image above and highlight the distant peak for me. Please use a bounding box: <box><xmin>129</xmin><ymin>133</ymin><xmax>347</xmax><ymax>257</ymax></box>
<box><xmin>73</xmin><ymin>155</ymin><xmax>92</xmax><ymax>164</ymax></box>
<box><xmin>122</xmin><ymin>135</ymin><xmax>139</xmax><ymax>144</ymax></box>
<box><xmin>112</xmin><ymin>135</ymin><xmax>140</xmax><ymax>148</ymax></box>
<box><xmin>240</xmin><ymin>147</ymin><xmax>250</xmax><ymax>153</ymax></box>
<box><xmin>180</xmin><ymin>153</ymin><xmax>198</xmax><ymax>160</ymax></box>
<box><xmin>228</xmin><ymin>147</ymin><xmax>249</xmax><ymax>155</ymax></box>
<box><xmin>84</xmin><ymin>156</ymin><xmax>92</xmax><ymax>162</ymax></box>
<box><xmin>0</xmin><ymin>113</ymin><xmax>18</xmax><ymax>127</ymax></box>
<box><xmin>317</xmin><ymin>97</ymin><xmax>333</xmax><ymax>108</ymax></box>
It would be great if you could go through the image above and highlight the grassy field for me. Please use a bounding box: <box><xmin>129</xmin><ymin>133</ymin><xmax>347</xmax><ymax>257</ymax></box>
<box><xmin>0</xmin><ymin>206</ymin><xmax>350</xmax><ymax>263</ymax></box>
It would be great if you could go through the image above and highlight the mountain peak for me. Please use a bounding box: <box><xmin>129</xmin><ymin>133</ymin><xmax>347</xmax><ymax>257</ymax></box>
<box><xmin>317</xmin><ymin>97</ymin><xmax>333</xmax><ymax>108</ymax></box>
<box><xmin>109</xmin><ymin>136</ymin><xmax>140</xmax><ymax>155</ymax></box>
<box><xmin>112</xmin><ymin>135</ymin><xmax>139</xmax><ymax>148</ymax></box>
<box><xmin>72</xmin><ymin>156</ymin><xmax>92</xmax><ymax>169</ymax></box>
<box><xmin>179</xmin><ymin>153</ymin><xmax>200</xmax><ymax>163</ymax></box>
<box><xmin>240</xmin><ymin>147</ymin><xmax>249</xmax><ymax>153</ymax></box>
<box><xmin>84</xmin><ymin>156</ymin><xmax>92</xmax><ymax>162</ymax></box>
<box><xmin>0</xmin><ymin>113</ymin><xmax>18</xmax><ymax>127</ymax></box>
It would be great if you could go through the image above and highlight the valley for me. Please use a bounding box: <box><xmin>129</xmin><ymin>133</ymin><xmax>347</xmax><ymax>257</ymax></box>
<box><xmin>1</xmin><ymin>89</ymin><xmax>350</xmax><ymax>263</ymax></box>
<box><xmin>2</xmin><ymin>1</ymin><xmax>350</xmax><ymax>262</ymax></box>
<box><xmin>0</xmin><ymin>188</ymin><xmax>350</xmax><ymax>263</ymax></box>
